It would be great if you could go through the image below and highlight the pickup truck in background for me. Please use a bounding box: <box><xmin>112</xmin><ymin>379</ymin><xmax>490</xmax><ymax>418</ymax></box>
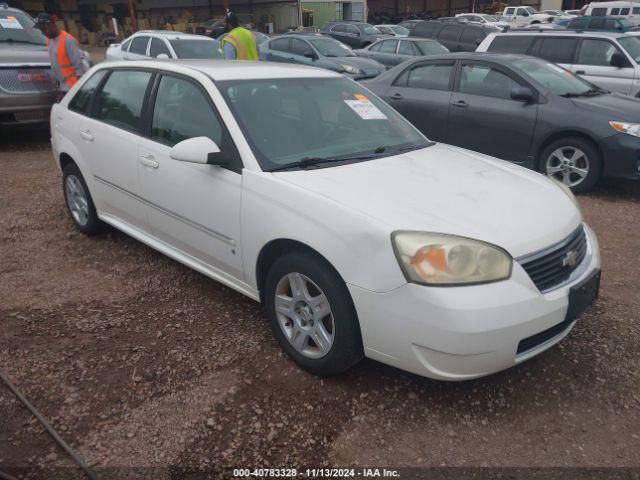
<box><xmin>502</xmin><ymin>6</ymin><xmax>554</xmax><ymax>26</ymax></box>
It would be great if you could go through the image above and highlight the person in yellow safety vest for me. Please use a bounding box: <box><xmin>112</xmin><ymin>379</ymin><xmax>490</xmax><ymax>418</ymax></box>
<box><xmin>35</xmin><ymin>13</ymin><xmax>88</xmax><ymax>99</ymax></box>
<box><xmin>220</xmin><ymin>12</ymin><xmax>259</xmax><ymax>61</ymax></box>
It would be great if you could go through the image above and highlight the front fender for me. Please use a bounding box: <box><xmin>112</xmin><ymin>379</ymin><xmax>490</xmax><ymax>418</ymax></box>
<box><xmin>241</xmin><ymin>170</ymin><xmax>407</xmax><ymax>293</ymax></box>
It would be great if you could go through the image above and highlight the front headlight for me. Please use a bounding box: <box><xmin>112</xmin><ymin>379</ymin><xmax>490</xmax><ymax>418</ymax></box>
<box><xmin>339</xmin><ymin>63</ymin><xmax>362</xmax><ymax>75</ymax></box>
<box><xmin>391</xmin><ymin>232</ymin><xmax>512</xmax><ymax>286</ymax></box>
<box><xmin>551</xmin><ymin>178</ymin><xmax>582</xmax><ymax>215</ymax></box>
<box><xmin>609</xmin><ymin>121</ymin><xmax>640</xmax><ymax>138</ymax></box>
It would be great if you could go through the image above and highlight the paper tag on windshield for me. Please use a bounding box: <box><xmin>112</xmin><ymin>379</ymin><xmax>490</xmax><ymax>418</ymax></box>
<box><xmin>0</xmin><ymin>16</ymin><xmax>24</xmax><ymax>29</ymax></box>
<box><xmin>344</xmin><ymin>99</ymin><xmax>387</xmax><ymax>120</ymax></box>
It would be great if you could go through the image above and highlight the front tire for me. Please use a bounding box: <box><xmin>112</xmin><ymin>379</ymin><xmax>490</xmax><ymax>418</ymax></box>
<box><xmin>538</xmin><ymin>137</ymin><xmax>602</xmax><ymax>193</ymax></box>
<box><xmin>62</xmin><ymin>163</ymin><xmax>104</xmax><ymax>235</ymax></box>
<box><xmin>264</xmin><ymin>251</ymin><xmax>364</xmax><ymax>376</ymax></box>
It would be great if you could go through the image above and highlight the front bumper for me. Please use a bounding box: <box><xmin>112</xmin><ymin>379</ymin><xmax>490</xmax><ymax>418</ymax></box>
<box><xmin>348</xmin><ymin>224</ymin><xmax>600</xmax><ymax>381</ymax></box>
<box><xmin>0</xmin><ymin>91</ymin><xmax>56</xmax><ymax>125</ymax></box>
<box><xmin>600</xmin><ymin>132</ymin><xmax>640</xmax><ymax>179</ymax></box>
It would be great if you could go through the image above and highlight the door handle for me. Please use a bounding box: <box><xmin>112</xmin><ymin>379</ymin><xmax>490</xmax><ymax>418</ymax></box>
<box><xmin>389</xmin><ymin>93</ymin><xmax>404</xmax><ymax>100</ymax></box>
<box><xmin>139</xmin><ymin>154</ymin><xmax>159</xmax><ymax>169</ymax></box>
<box><xmin>79</xmin><ymin>129</ymin><xmax>93</xmax><ymax>142</ymax></box>
<box><xmin>452</xmin><ymin>100</ymin><xmax>468</xmax><ymax>108</ymax></box>
<box><xmin>575</xmin><ymin>70</ymin><xmax>586</xmax><ymax>75</ymax></box>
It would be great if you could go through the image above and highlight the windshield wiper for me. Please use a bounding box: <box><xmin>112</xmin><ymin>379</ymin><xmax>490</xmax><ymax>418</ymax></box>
<box><xmin>561</xmin><ymin>87</ymin><xmax>607</xmax><ymax>98</ymax></box>
<box><xmin>267</xmin><ymin>153</ymin><xmax>382</xmax><ymax>172</ymax></box>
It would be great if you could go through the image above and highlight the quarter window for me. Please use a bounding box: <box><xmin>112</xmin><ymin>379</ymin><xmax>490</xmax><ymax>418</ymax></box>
<box><xmin>69</xmin><ymin>70</ymin><xmax>107</xmax><ymax>114</ymax></box>
<box><xmin>577</xmin><ymin>39</ymin><xmax>625</xmax><ymax>66</ymax></box>
<box><xmin>129</xmin><ymin>36</ymin><xmax>150</xmax><ymax>55</ymax></box>
<box><xmin>487</xmin><ymin>35</ymin><xmax>534</xmax><ymax>53</ymax></box>
<box><xmin>591</xmin><ymin>7</ymin><xmax>607</xmax><ymax>16</ymax></box>
<box><xmin>459</xmin><ymin>64</ymin><xmax>520</xmax><ymax>100</ymax></box>
<box><xmin>149</xmin><ymin>38</ymin><xmax>171</xmax><ymax>58</ymax></box>
<box><xmin>94</xmin><ymin>70</ymin><xmax>152</xmax><ymax>132</ymax></box>
<box><xmin>121</xmin><ymin>38</ymin><xmax>132</xmax><ymax>52</ymax></box>
<box><xmin>151</xmin><ymin>75</ymin><xmax>223</xmax><ymax>147</ymax></box>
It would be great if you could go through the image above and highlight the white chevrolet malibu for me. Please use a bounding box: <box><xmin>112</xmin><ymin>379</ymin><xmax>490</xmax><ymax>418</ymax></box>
<box><xmin>50</xmin><ymin>60</ymin><xmax>601</xmax><ymax>380</ymax></box>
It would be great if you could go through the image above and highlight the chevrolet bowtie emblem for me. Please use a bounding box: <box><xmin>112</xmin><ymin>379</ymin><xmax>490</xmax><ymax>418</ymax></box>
<box><xmin>562</xmin><ymin>250</ymin><xmax>579</xmax><ymax>267</ymax></box>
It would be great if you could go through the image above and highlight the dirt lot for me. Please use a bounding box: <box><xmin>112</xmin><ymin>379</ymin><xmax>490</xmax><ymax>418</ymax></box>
<box><xmin>1</xmin><ymin>126</ymin><xmax>640</xmax><ymax>479</ymax></box>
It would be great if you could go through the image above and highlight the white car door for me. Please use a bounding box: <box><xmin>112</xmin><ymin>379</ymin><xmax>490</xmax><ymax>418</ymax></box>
<box><xmin>124</xmin><ymin>35</ymin><xmax>150</xmax><ymax>60</ymax></box>
<box><xmin>137</xmin><ymin>73</ymin><xmax>244</xmax><ymax>280</ymax></box>
<box><xmin>83</xmin><ymin>68</ymin><xmax>153</xmax><ymax>231</ymax></box>
<box><xmin>571</xmin><ymin>38</ymin><xmax>635</xmax><ymax>95</ymax></box>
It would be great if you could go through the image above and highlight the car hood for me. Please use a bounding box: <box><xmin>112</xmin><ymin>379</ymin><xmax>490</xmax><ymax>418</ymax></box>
<box><xmin>333</xmin><ymin>55</ymin><xmax>385</xmax><ymax>73</ymax></box>
<box><xmin>570</xmin><ymin>92</ymin><xmax>640</xmax><ymax>121</ymax></box>
<box><xmin>273</xmin><ymin>143</ymin><xmax>581</xmax><ymax>258</ymax></box>
<box><xmin>0</xmin><ymin>42</ymin><xmax>49</xmax><ymax>65</ymax></box>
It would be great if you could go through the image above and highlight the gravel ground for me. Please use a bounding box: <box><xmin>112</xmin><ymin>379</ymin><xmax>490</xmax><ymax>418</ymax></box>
<box><xmin>1</xmin><ymin>127</ymin><xmax>640</xmax><ymax>479</ymax></box>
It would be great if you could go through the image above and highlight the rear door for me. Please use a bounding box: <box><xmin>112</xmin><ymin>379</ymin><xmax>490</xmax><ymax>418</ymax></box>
<box><xmin>436</xmin><ymin>24</ymin><xmax>463</xmax><ymax>51</ymax></box>
<box><xmin>124</xmin><ymin>35</ymin><xmax>150</xmax><ymax>60</ymax></box>
<box><xmin>381</xmin><ymin>60</ymin><xmax>455</xmax><ymax>141</ymax></box>
<box><xmin>528</xmin><ymin>36</ymin><xmax>578</xmax><ymax>69</ymax></box>
<box><xmin>571</xmin><ymin>37</ymin><xmax>635</xmax><ymax>94</ymax></box>
<box><xmin>447</xmin><ymin>60</ymin><xmax>537</xmax><ymax>163</ymax></box>
<box><xmin>264</xmin><ymin>38</ymin><xmax>291</xmax><ymax>62</ymax></box>
<box><xmin>459</xmin><ymin>25</ymin><xmax>487</xmax><ymax>52</ymax></box>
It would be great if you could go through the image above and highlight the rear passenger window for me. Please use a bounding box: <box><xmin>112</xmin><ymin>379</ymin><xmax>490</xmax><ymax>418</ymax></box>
<box><xmin>569</xmin><ymin>17</ymin><xmax>589</xmax><ymax>28</ymax></box>
<box><xmin>634</xmin><ymin>7</ymin><xmax>640</xmax><ymax>14</ymax></box>
<box><xmin>438</xmin><ymin>25</ymin><xmax>462</xmax><ymax>42</ymax></box>
<box><xmin>459</xmin><ymin>64</ymin><xmax>520</xmax><ymax>100</ymax></box>
<box><xmin>129</xmin><ymin>36</ymin><xmax>149</xmax><ymax>55</ymax></box>
<box><xmin>591</xmin><ymin>7</ymin><xmax>607</xmax><ymax>16</ymax></box>
<box><xmin>151</xmin><ymin>75</ymin><xmax>222</xmax><ymax>147</ymax></box>
<box><xmin>534</xmin><ymin>38</ymin><xmax>576</xmax><ymax>63</ymax></box>
<box><xmin>94</xmin><ymin>70</ymin><xmax>152</xmax><ymax>132</ymax></box>
<box><xmin>149</xmin><ymin>38</ymin><xmax>171</xmax><ymax>58</ymax></box>
<box><xmin>620</xmin><ymin>8</ymin><xmax>630</xmax><ymax>14</ymax></box>
<box><xmin>605</xmin><ymin>19</ymin><xmax>619</xmax><ymax>29</ymax></box>
<box><xmin>461</xmin><ymin>26</ymin><xmax>485</xmax><ymax>46</ymax></box>
<box><xmin>412</xmin><ymin>21</ymin><xmax>441</xmax><ymax>38</ymax></box>
<box><xmin>589</xmin><ymin>18</ymin><xmax>605</xmax><ymax>29</ymax></box>
<box><xmin>69</xmin><ymin>70</ymin><xmax>106</xmax><ymax>115</ymax></box>
<box><xmin>487</xmin><ymin>35</ymin><xmax>534</xmax><ymax>53</ymax></box>
<box><xmin>332</xmin><ymin>24</ymin><xmax>346</xmax><ymax>32</ymax></box>
<box><xmin>611</xmin><ymin>8</ymin><xmax>620</xmax><ymax>15</ymax></box>
<box><xmin>398</xmin><ymin>41</ymin><xmax>418</xmax><ymax>55</ymax></box>
<box><xmin>379</xmin><ymin>39</ymin><xmax>398</xmax><ymax>53</ymax></box>
<box><xmin>396</xmin><ymin>63</ymin><xmax>453</xmax><ymax>90</ymax></box>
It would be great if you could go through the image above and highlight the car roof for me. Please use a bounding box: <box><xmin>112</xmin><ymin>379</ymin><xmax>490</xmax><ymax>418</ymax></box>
<box><xmin>397</xmin><ymin>52</ymin><xmax>539</xmax><ymax>63</ymax></box>
<box><xmin>97</xmin><ymin>59</ymin><xmax>341</xmax><ymax>81</ymax></box>
<box><xmin>491</xmin><ymin>30</ymin><xmax>627</xmax><ymax>39</ymax></box>
<box><xmin>135</xmin><ymin>30</ymin><xmax>214</xmax><ymax>40</ymax></box>
<box><xmin>0</xmin><ymin>4</ymin><xmax>26</xmax><ymax>13</ymax></box>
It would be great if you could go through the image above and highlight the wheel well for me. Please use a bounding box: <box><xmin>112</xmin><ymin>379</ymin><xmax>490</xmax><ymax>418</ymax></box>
<box><xmin>255</xmin><ymin>239</ymin><xmax>338</xmax><ymax>303</ymax></box>
<box><xmin>536</xmin><ymin>131</ymin><xmax>602</xmax><ymax>170</ymax></box>
<box><xmin>59</xmin><ymin>153</ymin><xmax>75</xmax><ymax>172</ymax></box>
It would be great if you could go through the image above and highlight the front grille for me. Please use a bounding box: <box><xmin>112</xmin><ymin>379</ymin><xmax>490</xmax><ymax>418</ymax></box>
<box><xmin>517</xmin><ymin>317</ymin><xmax>573</xmax><ymax>355</ymax></box>
<box><xmin>519</xmin><ymin>226</ymin><xmax>587</xmax><ymax>292</ymax></box>
<box><xmin>0</xmin><ymin>67</ymin><xmax>55</xmax><ymax>93</ymax></box>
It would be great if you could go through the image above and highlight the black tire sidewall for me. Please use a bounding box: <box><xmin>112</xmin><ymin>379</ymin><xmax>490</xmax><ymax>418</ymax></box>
<box><xmin>62</xmin><ymin>163</ymin><xmax>102</xmax><ymax>235</ymax></box>
<box><xmin>264</xmin><ymin>251</ymin><xmax>364</xmax><ymax>376</ymax></box>
<box><xmin>539</xmin><ymin>137</ymin><xmax>602</xmax><ymax>193</ymax></box>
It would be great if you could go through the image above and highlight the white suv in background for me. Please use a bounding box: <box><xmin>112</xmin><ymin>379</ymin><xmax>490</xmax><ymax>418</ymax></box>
<box><xmin>105</xmin><ymin>31</ymin><xmax>222</xmax><ymax>61</ymax></box>
<box><xmin>478</xmin><ymin>31</ymin><xmax>640</xmax><ymax>97</ymax></box>
<box><xmin>455</xmin><ymin>13</ymin><xmax>509</xmax><ymax>30</ymax></box>
<box><xmin>584</xmin><ymin>1</ymin><xmax>640</xmax><ymax>26</ymax></box>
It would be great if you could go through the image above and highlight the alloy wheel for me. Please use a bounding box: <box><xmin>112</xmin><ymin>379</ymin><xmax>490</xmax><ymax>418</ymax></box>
<box><xmin>274</xmin><ymin>272</ymin><xmax>335</xmax><ymax>359</ymax></box>
<box><xmin>545</xmin><ymin>146</ymin><xmax>590</xmax><ymax>187</ymax></box>
<box><xmin>65</xmin><ymin>174</ymin><xmax>90</xmax><ymax>226</ymax></box>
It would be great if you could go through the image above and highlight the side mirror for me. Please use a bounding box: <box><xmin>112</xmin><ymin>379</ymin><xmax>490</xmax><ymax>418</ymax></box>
<box><xmin>156</xmin><ymin>53</ymin><xmax>170</xmax><ymax>59</ymax></box>
<box><xmin>169</xmin><ymin>136</ymin><xmax>227</xmax><ymax>166</ymax></box>
<box><xmin>511</xmin><ymin>85</ymin><xmax>534</xmax><ymax>103</ymax></box>
<box><xmin>522</xmin><ymin>12</ymin><xmax>530</xmax><ymax>16</ymax></box>
<box><xmin>610</xmin><ymin>52</ymin><xmax>627</xmax><ymax>68</ymax></box>
<box><xmin>304</xmin><ymin>51</ymin><xmax>318</xmax><ymax>60</ymax></box>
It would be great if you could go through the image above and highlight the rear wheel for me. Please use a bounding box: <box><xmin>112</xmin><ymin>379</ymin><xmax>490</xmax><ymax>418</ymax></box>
<box><xmin>264</xmin><ymin>251</ymin><xmax>364</xmax><ymax>376</ymax></box>
<box><xmin>539</xmin><ymin>137</ymin><xmax>602</xmax><ymax>193</ymax></box>
<box><xmin>62</xmin><ymin>163</ymin><xmax>104</xmax><ymax>235</ymax></box>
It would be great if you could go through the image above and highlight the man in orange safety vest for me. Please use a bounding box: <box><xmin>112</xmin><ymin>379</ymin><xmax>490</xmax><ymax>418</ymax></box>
<box><xmin>36</xmin><ymin>13</ymin><xmax>88</xmax><ymax>98</ymax></box>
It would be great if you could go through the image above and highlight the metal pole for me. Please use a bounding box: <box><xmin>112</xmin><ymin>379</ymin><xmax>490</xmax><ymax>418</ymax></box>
<box><xmin>127</xmin><ymin>0</ymin><xmax>138</xmax><ymax>32</ymax></box>
<box><xmin>298</xmin><ymin>0</ymin><xmax>303</xmax><ymax>28</ymax></box>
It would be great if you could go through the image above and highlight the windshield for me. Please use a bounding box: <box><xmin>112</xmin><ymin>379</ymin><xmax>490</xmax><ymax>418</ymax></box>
<box><xmin>219</xmin><ymin>77</ymin><xmax>430</xmax><ymax>171</ymax></box>
<box><xmin>480</xmin><ymin>15</ymin><xmax>499</xmax><ymax>21</ymax></box>
<box><xmin>309</xmin><ymin>38</ymin><xmax>355</xmax><ymax>57</ymax></box>
<box><xmin>415</xmin><ymin>40</ymin><xmax>449</xmax><ymax>54</ymax></box>
<box><xmin>363</xmin><ymin>25</ymin><xmax>381</xmax><ymax>34</ymax></box>
<box><xmin>619</xmin><ymin>36</ymin><xmax>640</xmax><ymax>62</ymax></box>
<box><xmin>525</xmin><ymin>7</ymin><xmax>539</xmax><ymax>14</ymax></box>
<box><xmin>169</xmin><ymin>39</ymin><xmax>222</xmax><ymax>58</ymax></box>
<box><xmin>514</xmin><ymin>58</ymin><xmax>596</xmax><ymax>96</ymax></box>
<box><xmin>391</xmin><ymin>25</ymin><xmax>410</xmax><ymax>35</ymax></box>
<box><xmin>0</xmin><ymin>11</ymin><xmax>46</xmax><ymax>45</ymax></box>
